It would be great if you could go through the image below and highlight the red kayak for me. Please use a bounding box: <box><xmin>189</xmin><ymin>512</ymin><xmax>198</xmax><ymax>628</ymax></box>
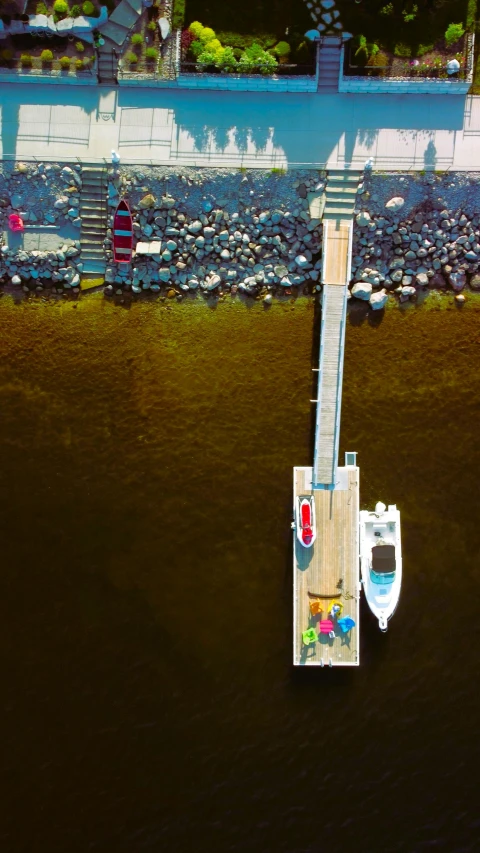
<box><xmin>295</xmin><ymin>496</ymin><xmax>316</xmax><ymax>548</ymax></box>
<box><xmin>113</xmin><ymin>199</ymin><xmax>133</xmax><ymax>263</ymax></box>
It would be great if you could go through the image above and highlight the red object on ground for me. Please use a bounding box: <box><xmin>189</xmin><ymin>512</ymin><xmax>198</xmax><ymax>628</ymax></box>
<box><xmin>319</xmin><ymin>620</ymin><xmax>335</xmax><ymax>634</ymax></box>
<box><xmin>113</xmin><ymin>199</ymin><xmax>133</xmax><ymax>263</ymax></box>
<box><xmin>301</xmin><ymin>501</ymin><xmax>313</xmax><ymax>546</ymax></box>
<box><xmin>8</xmin><ymin>214</ymin><xmax>24</xmax><ymax>232</ymax></box>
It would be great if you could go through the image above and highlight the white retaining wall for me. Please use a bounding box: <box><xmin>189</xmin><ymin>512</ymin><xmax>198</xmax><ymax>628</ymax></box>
<box><xmin>338</xmin><ymin>34</ymin><xmax>474</xmax><ymax>95</ymax></box>
<box><xmin>118</xmin><ymin>73</ymin><xmax>317</xmax><ymax>92</ymax></box>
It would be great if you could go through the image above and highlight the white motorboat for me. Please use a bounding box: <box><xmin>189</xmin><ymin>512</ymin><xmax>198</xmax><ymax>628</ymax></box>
<box><xmin>295</xmin><ymin>496</ymin><xmax>316</xmax><ymax>548</ymax></box>
<box><xmin>359</xmin><ymin>502</ymin><xmax>402</xmax><ymax>632</ymax></box>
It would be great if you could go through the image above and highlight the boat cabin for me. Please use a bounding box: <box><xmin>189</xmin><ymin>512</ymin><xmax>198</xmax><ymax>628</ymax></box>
<box><xmin>371</xmin><ymin>543</ymin><xmax>396</xmax><ymax>581</ymax></box>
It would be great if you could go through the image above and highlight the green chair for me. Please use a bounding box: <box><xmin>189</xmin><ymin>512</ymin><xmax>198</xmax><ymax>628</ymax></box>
<box><xmin>302</xmin><ymin>627</ymin><xmax>318</xmax><ymax>646</ymax></box>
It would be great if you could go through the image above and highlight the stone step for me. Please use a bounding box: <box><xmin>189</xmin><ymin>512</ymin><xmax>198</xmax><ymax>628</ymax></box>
<box><xmin>80</xmin><ymin>248</ymin><xmax>106</xmax><ymax>258</ymax></box>
<box><xmin>326</xmin><ymin>186</ymin><xmax>358</xmax><ymax>197</ymax></box>
<box><xmin>82</xmin><ymin>259</ymin><xmax>106</xmax><ymax>274</ymax></box>
<box><xmin>324</xmin><ymin>206</ymin><xmax>355</xmax><ymax>216</ymax></box>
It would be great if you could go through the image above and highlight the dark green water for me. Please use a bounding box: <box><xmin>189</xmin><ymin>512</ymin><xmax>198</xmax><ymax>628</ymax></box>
<box><xmin>0</xmin><ymin>293</ymin><xmax>479</xmax><ymax>853</ymax></box>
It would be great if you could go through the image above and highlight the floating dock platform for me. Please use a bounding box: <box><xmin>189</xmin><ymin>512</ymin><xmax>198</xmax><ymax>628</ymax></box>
<box><xmin>293</xmin><ymin>460</ymin><xmax>360</xmax><ymax>666</ymax></box>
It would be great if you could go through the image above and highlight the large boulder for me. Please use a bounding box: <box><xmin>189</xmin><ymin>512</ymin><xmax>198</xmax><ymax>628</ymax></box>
<box><xmin>138</xmin><ymin>193</ymin><xmax>156</xmax><ymax>209</ymax></box>
<box><xmin>351</xmin><ymin>281</ymin><xmax>372</xmax><ymax>301</ymax></box>
<box><xmin>369</xmin><ymin>288</ymin><xmax>388</xmax><ymax>310</ymax></box>
<box><xmin>449</xmin><ymin>271</ymin><xmax>466</xmax><ymax>292</ymax></box>
<box><xmin>356</xmin><ymin>211</ymin><xmax>371</xmax><ymax>227</ymax></box>
<box><xmin>385</xmin><ymin>196</ymin><xmax>405</xmax><ymax>213</ymax></box>
<box><xmin>470</xmin><ymin>273</ymin><xmax>480</xmax><ymax>290</ymax></box>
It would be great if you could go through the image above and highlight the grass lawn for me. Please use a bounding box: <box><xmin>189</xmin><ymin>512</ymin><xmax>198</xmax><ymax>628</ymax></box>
<box><xmin>336</xmin><ymin>0</ymin><xmax>474</xmax><ymax>54</ymax></box>
<box><xmin>184</xmin><ymin>0</ymin><xmax>313</xmax><ymax>46</ymax></box>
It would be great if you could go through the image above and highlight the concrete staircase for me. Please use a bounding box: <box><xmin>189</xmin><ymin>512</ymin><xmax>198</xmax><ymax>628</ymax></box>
<box><xmin>323</xmin><ymin>169</ymin><xmax>363</xmax><ymax>220</ymax></box>
<box><xmin>317</xmin><ymin>36</ymin><xmax>342</xmax><ymax>93</ymax></box>
<box><xmin>80</xmin><ymin>166</ymin><xmax>108</xmax><ymax>275</ymax></box>
<box><xmin>97</xmin><ymin>41</ymin><xmax>119</xmax><ymax>85</ymax></box>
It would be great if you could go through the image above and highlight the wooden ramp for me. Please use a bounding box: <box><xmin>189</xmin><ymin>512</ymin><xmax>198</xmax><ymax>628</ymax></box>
<box><xmin>312</xmin><ymin>218</ymin><xmax>352</xmax><ymax>487</ymax></box>
<box><xmin>293</xmin><ymin>465</ymin><xmax>360</xmax><ymax>666</ymax></box>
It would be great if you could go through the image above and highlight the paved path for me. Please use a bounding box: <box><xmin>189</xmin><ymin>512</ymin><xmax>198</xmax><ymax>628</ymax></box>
<box><xmin>1</xmin><ymin>83</ymin><xmax>480</xmax><ymax>170</ymax></box>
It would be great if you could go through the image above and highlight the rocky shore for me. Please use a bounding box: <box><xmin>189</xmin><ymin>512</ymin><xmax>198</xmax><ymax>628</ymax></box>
<box><xmin>103</xmin><ymin>166</ymin><xmax>323</xmax><ymax>299</ymax></box>
<box><xmin>1</xmin><ymin>163</ymin><xmax>480</xmax><ymax>306</ymax></box>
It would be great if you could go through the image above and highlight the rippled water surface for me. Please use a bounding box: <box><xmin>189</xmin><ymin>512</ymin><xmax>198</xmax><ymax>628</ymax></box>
<box><xmin>0</xmin><ymin>293</ymin><xmax>479</xmax><ymax>853</ymax></box>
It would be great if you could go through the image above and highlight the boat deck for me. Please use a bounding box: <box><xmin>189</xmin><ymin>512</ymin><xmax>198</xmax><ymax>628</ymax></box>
<box><xmin>293</xmin><ymin>465</ymin><xmax>360</xmax><ymax>666</ymax></box>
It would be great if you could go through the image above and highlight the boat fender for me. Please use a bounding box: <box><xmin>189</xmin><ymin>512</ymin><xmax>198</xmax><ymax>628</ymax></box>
<box><xmin>379</xmin><ymin>615</ymin><xmax>388</xmax><ymax>632</ymax></box>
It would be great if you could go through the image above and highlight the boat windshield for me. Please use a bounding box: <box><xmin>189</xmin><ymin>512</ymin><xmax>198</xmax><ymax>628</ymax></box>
<box><xmin>370</xmin><ymin>569</ymin><xmax>395</xmax><ymax>584</ymax></box>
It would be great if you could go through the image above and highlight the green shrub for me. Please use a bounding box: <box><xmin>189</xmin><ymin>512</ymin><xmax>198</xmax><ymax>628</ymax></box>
<box><xmin>59</xmin><ymin>55</ymin><xmax>71</xmax><ymax>67</ymax></box>
<box><xmin>238</xmin><ymin>43</ymin><xmax>277</xmax><ymax>74</ymax></box>
<box><xmin>445</xmin><ymin>23</ymin><xmax>465</xmax><ymax>46</ymax></box>
<box><xmin>232</xmin><ymin>47</ymin><xmax>242</xmax><ymax>60</ymax></box>
<box><xmin>131</xmin><ymin>33</ymin><xmax>143</xmax><ymax>45</ymax></box>
<box><xmin>145</xmin><ymin>46</ymin><xmax>158</xmax><ymax>60</ymax></box>
<box><xmin>402</xmin><ymin>4</ymin><xmax>418</xmax><ymax>23</ymax></box>
<box><xmin>394</xmin><ymin>42</ymin><xmax>411</xmax><ymax>57</ymax></box>
<box><xmin>379</xmin><ymin>3</ymin><xmax>394</xmax><ymax>14</ymax></box>
<box><xmin>0</xmin><ymin>48</ymin><xmax>13</xmax><ymax>61</ymax></box>
<box><xmin>82</xmin><ymin>55</ymin><xmax>91</xmax><ymax>66</ymax></box>
<box><xmin>295</xmin><ymin>40</ymin><xmax>311</xmax><ymax>63</ymax></box>
<box><xmin>354</xmin><ymin>34</ymin><xmax>368</xmax><ymax>62</ymax></box>
<box><xmin>196</xmin><ymin>48</ymin><xmax>218</xmax><ymax>67</ymax></box>
<box><xmin>274</xmin><ymin>41</ymin><xmax>290</xmax><ymax>58</ymax></box>
<box><xmin>75</xmin><ymin>40</ymin><xmax>84</xmax><ymax>51</ymax></box>
<box><xmin>188</xmin><ymin>20</ymin><xmax>204</xmax><ymax>38</ymax></box>
<box><xmin>367</xmin><ymin>50</ymin><xmax>389</xmax><ymax>67</ymax></box>
<box><xmin>467</xmin><ymin>0</ymin><xmax>476</xmax><ymax>31</ymax></box>
<box><xmin>40</xmin><ymin>49</ymin><xmax>54</xmax><ymax>62</ymax></box>
<box><xmin>199</xmin><ymin>26</ymin><xmax>215</xmax><ymax>44</ymax></box>
<box><xmin>75</xmin><ymin>57</ymin><xmax>83</xmax><ymax>68</ymax></box>
<box><xmin>82</xmin><ymin>0</ymin><xmax>94</xmax><ymax>14</ymax></box>
<box><xmin>147</xmin><ymin>20</ymin><xmax>156</xmax><ymax>30</ymax></box>
<box><xmin>71</xmin><ymin>4</ymin><xmax>81</xmax><ymax>15</ymax></box>
<box><xmin>217</xmin><ymin>45</ymin><xmax>237</xmax><ymax>72</ymax></box>
<box><xmin>416</xmin><ymin>43</ymin><xmax>433</xmax><ymax>56</ymax></box>
<box><xmin>217</xmin><ymin>31</ymin><xmax>276</xmax><ymax>50</ymax></box>
<box><xmin>126</xmin><ymin>51</ymin><xmax>138</xmax><ymax>63</ymax></box>
<box><xmin>53</xmin><ymin>0</ymin><xmax>69</xmax><ymax>13</ymax></box>
<box><xmin>20</xmin><ymin>53</ymin><xmax>33</xmax><ymax>66</ymax></box>
<box><xmin>190</xmin><ymin>39</ymin><xmax>205</xmax><ymax>59</ymax></box>
<box><xmin>171</xmin><ymin>0</ymin><xmax>185</xmax><ymax>29</ymax></box>
<box><xmin>36</xmin><ymin>1</ymin><xmax>48</xmax><ymax>12</ymax></box>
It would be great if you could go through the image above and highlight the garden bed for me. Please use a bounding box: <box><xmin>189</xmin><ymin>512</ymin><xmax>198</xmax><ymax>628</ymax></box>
<box><xmin>334</xmin><ymin>0</ymin><xmax>475</xmax><ymax>56</ymax></box>
<box><xmin>119</xmin><ymin>0</ymin><xmax>176</xmax><ymax>76</ymax></box>
<box><xmin>344</xmin><ymin>30</ymin><xmax>471</xmax><ymax>80</ymax></box>
<box><xmin>180</xmin><ymin>20</ymin><xmax>315</xmax><ymax>76</ymax></box>
<box><xmin>0</xmin><ymin>32</ymin><xmax>95</xmax><ymax>72</ymax></box>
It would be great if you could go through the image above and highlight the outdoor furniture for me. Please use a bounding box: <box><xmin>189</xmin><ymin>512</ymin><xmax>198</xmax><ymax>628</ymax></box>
<box><xmin>328</xmin><ymin>599</ymin><xmax>343</xmax><ymax>619</ymax></box>
<box><xmin>302</xmin><ymin>627</ymin><xmax>317</xmax><ymax>646</ymax></box>
<box><xmin>309</xmin><ymin>599</ymin><xmax>323</xmax><ymax>618</ymax></box>
<box><xmin>318</xmin><ymin>619</ymin><xmax>335</xmax><ymax>639</ymax></box>
<box><xmin>337</xmin><ymin>616</ymin><xmax>355</xmax><ymax>634</ymax></box>
<box><xmin>8</xmin><ymin>214</ymin><xmax>24</xmax><ymax>232</ymax></box>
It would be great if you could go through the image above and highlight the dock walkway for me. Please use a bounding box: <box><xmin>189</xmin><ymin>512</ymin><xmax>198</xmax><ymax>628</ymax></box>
<box><xmin>293</xmin><ymin>169</ymin><xmax>361</xmax><ymax>667</ymax></box>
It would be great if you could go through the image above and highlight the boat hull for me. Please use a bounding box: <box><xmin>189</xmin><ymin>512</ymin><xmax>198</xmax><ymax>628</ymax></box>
<box><xmin>295</xmin><ymin>496</ymin><xmax>316</xmax><ymax>548</ymax></box>
<box><xmin>113</xmin><ymin>200</ymin><xmax>133</xmax><ymax>264</ymax></box>
<box><xmin>359</xmin><ymin>504</ymin><xmax>402</xmax><ymax>631</ymax></box>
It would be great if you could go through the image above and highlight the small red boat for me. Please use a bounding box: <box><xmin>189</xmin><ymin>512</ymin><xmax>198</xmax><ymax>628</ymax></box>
<box><xmin>113</xmin><ymin>199</ymin><xmax>133</xmax><ymax>263</ymax></box>
<box><xmin>295</xmin><ymin>496</ymin><xmax>316</xmax><ymax>549</ymax></box>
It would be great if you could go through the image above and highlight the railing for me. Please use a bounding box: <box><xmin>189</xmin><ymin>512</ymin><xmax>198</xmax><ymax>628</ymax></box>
<box><xmin>179</xmin><ymin>61</ymin><xmax>316</xmax><ymax>77</ymax></box>
<box><xmin>343</xmin><ymin>34</ymin><xmax>473</xmax><ymax>82</ymax></box>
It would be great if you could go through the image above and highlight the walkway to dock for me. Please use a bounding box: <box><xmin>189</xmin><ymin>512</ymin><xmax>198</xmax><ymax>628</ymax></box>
<box><xmin>313</xmin><ymin>169</ymin><xmax>359</xmax><ymax>488</ymax></box>
<box><xmin>293</xmin><ymin>168</ymin><xmax>361</xmax><ymax>667</ymax></box>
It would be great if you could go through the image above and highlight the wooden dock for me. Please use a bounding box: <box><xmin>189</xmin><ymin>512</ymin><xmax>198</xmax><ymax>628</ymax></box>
<box><xmin>313</xmin><ymin>284</ymin><xmax>347</xmax><ymax>486</ymax></box>
<box><xmin>293</xmin><ymin>464</ymin><xmax>360</xmax><ymax>666</ymax></box>
<box><xmin>322</xmin><ymin>219</ymin><xmax>352</xmax><ymax>286</ymax></box>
